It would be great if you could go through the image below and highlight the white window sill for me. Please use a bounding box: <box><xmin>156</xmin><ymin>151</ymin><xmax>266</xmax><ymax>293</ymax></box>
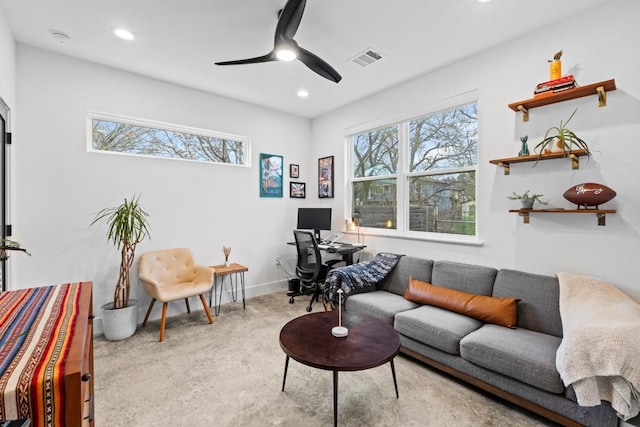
<box><xmin>342</xmin><ymin>230</ymin><xmax>483</xmax><ymax>247</ymax></box>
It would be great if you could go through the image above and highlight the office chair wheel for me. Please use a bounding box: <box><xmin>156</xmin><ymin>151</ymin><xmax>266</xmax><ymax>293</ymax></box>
<box><xmin>289</xmin><ymin>297</ymin><xmax>295</xmax><ymax>304</ymax></box>
<box><xmin>306</xmin><ymin>305</ymin><xmax>312</xmax><ymax>312</ymax></box>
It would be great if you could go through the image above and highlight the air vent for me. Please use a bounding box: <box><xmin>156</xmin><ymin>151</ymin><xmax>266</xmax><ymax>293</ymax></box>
<box><xmin>351</xmin><ymin>48</ymin><xmax>382</xmax><ymax>67</ymax></box>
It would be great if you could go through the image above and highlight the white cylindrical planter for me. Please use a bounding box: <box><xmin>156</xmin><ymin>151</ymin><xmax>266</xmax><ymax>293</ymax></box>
<box><xmin>101</xmin><ymin>299</ymin><xmax>138</xmax><ymax>341</ymax></box>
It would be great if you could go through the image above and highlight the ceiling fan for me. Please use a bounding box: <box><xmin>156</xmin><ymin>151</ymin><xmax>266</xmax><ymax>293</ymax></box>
<box><xmin>215</xmin><ymin>0</ymin><xmax>342</xmax><ymax>83</ymax></box>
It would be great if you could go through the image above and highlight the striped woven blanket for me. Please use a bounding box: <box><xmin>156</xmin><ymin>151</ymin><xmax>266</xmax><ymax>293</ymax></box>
<box><xmin>0</xmin><ymin>283</ymin><xmax>81</xmax><ymax>426</ymax></box>
<box><xmin>322</xmin><ymin>252</ymin><xmax>402</xmax><ymax>308</ymax></box>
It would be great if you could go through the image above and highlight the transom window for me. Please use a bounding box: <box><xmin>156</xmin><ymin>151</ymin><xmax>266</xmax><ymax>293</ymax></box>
<box><xmin>348</xmin><ymin>99</ymin><xmax>477</xmax><ymax>239</ymax></box>
<box><xmin>88</xmin><ymin>112</ymin><xmax>250</xmax><ymax>166</ymax></box>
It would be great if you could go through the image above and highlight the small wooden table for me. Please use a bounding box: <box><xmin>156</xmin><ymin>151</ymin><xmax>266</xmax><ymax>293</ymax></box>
<box><xmin>280</xmin><ymin>311</ymin><xmax>400</xmax><ymax>426</ymax></box>
<box><xmin>208</xmin><ymin>263</ymin><xmax>248</xmax><ymax>316</ymax></box>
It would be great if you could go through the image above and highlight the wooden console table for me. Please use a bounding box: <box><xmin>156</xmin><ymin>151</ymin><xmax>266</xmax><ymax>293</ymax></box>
<box><xmin>0</xmin><ymin>282</ymin><xmax>94</xmax><ymax>427</ymax></box>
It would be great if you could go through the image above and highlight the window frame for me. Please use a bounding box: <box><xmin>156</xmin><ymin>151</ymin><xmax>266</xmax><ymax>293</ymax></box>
<box><xmin>86</xmin><ymin>111</ymin><xmax>251</xmax><ymax>168</ymax></box>
<box><xmin>345</xmin><ymin>91</ymin><xmax>480</xmax><ymax>245</ymax></box>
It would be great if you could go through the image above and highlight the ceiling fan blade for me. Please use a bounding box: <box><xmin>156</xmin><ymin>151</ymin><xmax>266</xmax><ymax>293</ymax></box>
<box><xmin>275</xmin><ymin>0</ymin><xmax>306</xmax><ymax>43</ymax></box>
<box><xmin>297</xmin><ymin>47</ymin><xmax>342</xmax><ymax>83</ymax></box>
<box><xmin>215</xmin><ymin>52</ymin><xmax>275</xmax><ymax>66</ymax></box>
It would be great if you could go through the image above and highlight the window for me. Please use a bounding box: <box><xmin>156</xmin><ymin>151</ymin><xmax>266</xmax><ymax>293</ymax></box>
<box><xmin>88</xmin><ymin>112</ymin><xmax>250</xmax><ymax>166</ymax></box>
<box><xmin>349</xmin><ymin>99</ymin><xmax>477</xmax><ymax>239</ymax></box>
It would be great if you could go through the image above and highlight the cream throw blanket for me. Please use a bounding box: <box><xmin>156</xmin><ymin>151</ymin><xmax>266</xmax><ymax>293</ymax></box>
<box><xmin>556</xmin><ymin>272</ymin><xmax>640</xmax><ymax>420</ymax></box>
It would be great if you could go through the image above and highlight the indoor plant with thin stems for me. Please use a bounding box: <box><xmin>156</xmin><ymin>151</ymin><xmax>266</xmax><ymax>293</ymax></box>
<box><xmin>91</xmin><ymin>194</ymin><xmax>150</xmax><ymax>340</ymax></box>
<box><xmin>534</xmin><ymin>109</ymin><xmax>590</xmax><ymax>157</ymax></box>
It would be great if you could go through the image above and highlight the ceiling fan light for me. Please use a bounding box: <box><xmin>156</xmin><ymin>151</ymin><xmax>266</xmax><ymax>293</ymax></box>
<box><xmin>276</xmin><ymin>48</ymin><xmax>297</xmax><ymax>61</ymax></box>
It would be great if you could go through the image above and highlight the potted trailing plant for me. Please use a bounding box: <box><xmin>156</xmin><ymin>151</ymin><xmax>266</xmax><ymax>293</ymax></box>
<box><xmin>0</xmin><ymin>238</ymin><xmax>30</xmax><ymax>261</ymax></box>
<box><xmin>91</xmin><ymin>194</ymin><xmax>150</xmax><ymax>340</ymax></box>
<box><xmin>534</xmin><ymin>109</ymin><xmax>590</xmax><ymax>157</ymax></box>
<box><xmin>508</xmin><ymin>191</ymin><xmax>548</xmax><ymax>210</ymax></box>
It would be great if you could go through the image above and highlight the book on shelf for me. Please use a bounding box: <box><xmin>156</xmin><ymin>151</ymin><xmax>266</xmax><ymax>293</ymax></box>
<box><xmin>533</xmin><ymin>75</ymin><xmax>577</xmax><ymax>97</ymax></box>
<box><xmin>535</xmin><ymin>75</ymin><xmax>576</xmax><ymax>90</ymax></box>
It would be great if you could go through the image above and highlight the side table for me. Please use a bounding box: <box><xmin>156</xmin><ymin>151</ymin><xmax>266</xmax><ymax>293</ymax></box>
<box><xmin>208</xmin><ymin>263</ymin><xmax>248</xmax><ymax>316</ymax></box>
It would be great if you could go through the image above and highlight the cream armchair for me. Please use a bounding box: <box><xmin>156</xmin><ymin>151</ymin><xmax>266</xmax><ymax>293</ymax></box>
<box><xmin>138</xmin><ymin>248</ymin><xmax>214</xmax><ymax>342</ymax></box>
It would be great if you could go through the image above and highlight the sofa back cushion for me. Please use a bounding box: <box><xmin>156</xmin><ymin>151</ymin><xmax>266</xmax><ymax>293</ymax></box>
<box><xmin>379</xmin><ymin>256</ymin><xmax>434</xmax><ymax>296</ymax></box>
<box><xmin>492</xmin><ymin>269</ymin><xmax>562</xmax><ymax>337</ymax></box>
<box><xmin>431</xmin><ymin>260</ymin><xmax>497</xmax><ymax>296</ymax></box>
<box><xmin>404</xmin><ymin>277</ymin><xmax>520</xmax><ymax>328</ymax></box>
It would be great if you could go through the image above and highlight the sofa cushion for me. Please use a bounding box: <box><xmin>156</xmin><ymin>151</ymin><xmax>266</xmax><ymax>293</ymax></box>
<box><xmin>492</xmin><ymin>269</ymin><xmax>563</xmax><ymax>337</ymax></box>
<box><xmin>395</xmin><ymin>305</ymin><xmax>483</xmax><ymax>355</ymax></box>
<box><xmin>378</xmin><ymin>256</ymin><xmax>434</xmax><ymax>296</ymax></box>
<box><xmin>345</xmin><ymin>290</ymin><xmax>418</xmax><ymax>325</ymax></box>
<box><xmin>460</xmin><ymin>324</ymin><xmax>564</xmax><ymax>394</ymax></box>
<box><xmin>404</xmin><ymin>277</ymin><xmax>520</xmax><ymax>328</ymax></box>
<box><xmin>431</xmin><ymin>260</ymin><xmax>497</xmax><ymax>295</ymax></box>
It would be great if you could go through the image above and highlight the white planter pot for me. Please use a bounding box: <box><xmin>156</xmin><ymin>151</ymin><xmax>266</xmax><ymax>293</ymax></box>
<box><xmin>101</xmin><ymin>299</ymin><xmax>138</xmax><ymax>341</ymax></box>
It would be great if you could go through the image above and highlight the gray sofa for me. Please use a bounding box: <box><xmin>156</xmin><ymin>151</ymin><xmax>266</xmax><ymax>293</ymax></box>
<box><xmin>343</xmin><ymin>255</ymin><xmax>618</xmax><ymax>427</ymax></box>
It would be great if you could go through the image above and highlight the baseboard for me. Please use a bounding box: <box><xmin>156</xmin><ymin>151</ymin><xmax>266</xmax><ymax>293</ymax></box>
<box><xmin>93</xmin><ymin>280</ymin><xmax>289</xmax><ymax>337</ymax></box>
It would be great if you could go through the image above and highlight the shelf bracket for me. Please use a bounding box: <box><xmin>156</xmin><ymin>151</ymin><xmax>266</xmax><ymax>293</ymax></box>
<box><xmin>497</xmin><ymin>162</ymin><xmax>510</xmax><ymax>175</ymax></box>
<box><xmin>596</xmin><ymin>86</ymin><xmax>607</xmax><ymax>107</ymax></box>
<box><xmin>568</xmin><ymin>153</ymin><xmax>580</xmax><ymax>170</ymax></box>
<box><xmin>517</xmin><ymin>105</ymin><xmax>529</xmax><ymax>122</ymax></box>
<box><xmin>519</xmin><ymin>211</ymin><xmax>530</xmax><ymax>224</ymax></box>
<box><xmin>597</xmin><ymin>213</ymin><xmax>607</xmax><ymax>226</ymax></box>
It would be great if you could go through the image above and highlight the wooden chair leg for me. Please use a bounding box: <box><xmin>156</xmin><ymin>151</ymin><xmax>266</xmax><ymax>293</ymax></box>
<box><xmin>199</xmin><ymin>294</ymin><xmax>214</xmax><ymax>324</ymax></box>
<box><xmin>185</xmin><ymin>298</ymin><xmax>191</xmax><ymax>313</ymax></box>
<box><xmin>159</xmin><ymin>302</ymin><xmax>168</xmax><ymax>342</ymax></box>
<box><xmin>143</xmin><ymin>298</ymin><xmax>156</xmax><ymax>327</ymax></box>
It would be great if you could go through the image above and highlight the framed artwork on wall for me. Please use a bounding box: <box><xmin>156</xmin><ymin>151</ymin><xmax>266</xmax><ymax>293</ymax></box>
<box><xmin>290</xmin><ymin>182</ymin><xmax>306</xmax><ymax>198</ymax></box>
<box><xmin>290</xmin><ymin>164</ymin><xmax>299</xmax><ymax>178</ymax></box>
<box><xmin>259</xmin><ymin>153</ymin><xmax>283</xmax><ymax>198</ymax></box>
<box><xmin>318</xmin><ymin>155</ymin><xmax>334</xmax><ymax>198</ymax></box>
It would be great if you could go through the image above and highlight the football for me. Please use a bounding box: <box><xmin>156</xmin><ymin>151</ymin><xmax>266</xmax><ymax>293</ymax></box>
<box><xmin>563</xmin><ymin>183</ymin><xmax>616</xmax><ymax>208</ymax></box>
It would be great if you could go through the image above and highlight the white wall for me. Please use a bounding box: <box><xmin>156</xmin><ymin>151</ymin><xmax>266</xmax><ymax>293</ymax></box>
<box><xmin>311</xmin><ymin>0</ymin><xmax>640</xmax><ymax>300</ymax></box>
<box><xmin>0</xmin><ymin>7</ymin><xmax>15</xmax><ymax>107</ymax></box>
<box><xmin>13</xmin><ymin>45</ymin><xmax>310</xmax><ymax>331</ymax></box>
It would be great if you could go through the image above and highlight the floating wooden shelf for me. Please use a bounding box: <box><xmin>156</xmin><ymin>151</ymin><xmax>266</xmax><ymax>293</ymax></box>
<box><xmin>509</xmin><ymin>79</ymin><xmax>616</xmax><ymax>122</ymax></box>
<box><xmin>489</xmin><ymin>149</ymin><xmax>589</xmax><ymax>175</ymax></box>
<box><xmin>509</xmin><ymin>209</ymin><xmax>616</xmax><ymax>226</ymax></box>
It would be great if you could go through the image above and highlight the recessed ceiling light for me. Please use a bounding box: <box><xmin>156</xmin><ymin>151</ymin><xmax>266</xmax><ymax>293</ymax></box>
<box><xmin>297</xmin><ymin>90</ymin><xmax>309</xmax><ymax>98</ymax></box>
<box><xmin>112</xmin><ymin>28</ymin><xmax>135</xmax><ymax>41</ymax></box>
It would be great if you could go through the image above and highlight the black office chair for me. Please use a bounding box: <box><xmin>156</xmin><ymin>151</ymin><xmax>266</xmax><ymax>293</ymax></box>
<box><xmin>291</xmin><ymin>230</ymin><xmax>340</xmax><ymax>312</ymax></box>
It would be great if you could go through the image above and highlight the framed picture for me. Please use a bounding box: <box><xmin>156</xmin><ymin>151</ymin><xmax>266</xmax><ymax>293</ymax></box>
<box><xmin>259</xmin><ymin>153</ymin><xmax>283</xmax><ymax>198</ymax></box>
<box><xmin>290</xmin><ymin>182</ymin><xmax>306</xmax><ymax>198</ymax></box>
<box><xmin>290</xmin><ymin>164</ymin><xmax>299</xmax><ymax>178</ymax></box>
<box><xmin>318</xmin><ymin>155</ymin><xmax>334</xmax><ymax>198</ymax></box>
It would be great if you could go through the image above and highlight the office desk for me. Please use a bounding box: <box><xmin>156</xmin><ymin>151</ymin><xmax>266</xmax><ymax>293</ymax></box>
<box><xmin>287</xmin><ymin>242</ymin><xmax>365</xmax><ymax>265</ymax></box>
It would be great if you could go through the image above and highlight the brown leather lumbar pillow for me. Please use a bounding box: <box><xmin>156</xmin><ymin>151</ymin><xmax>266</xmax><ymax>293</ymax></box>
<box><xmin>403</xmin><ymin>276</ymin><xmax>520</xmax><ymax>328</ymax></box>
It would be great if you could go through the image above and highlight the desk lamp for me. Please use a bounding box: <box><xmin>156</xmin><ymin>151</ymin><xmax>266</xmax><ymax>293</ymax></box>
<box><xmin>352</xmin><ymin>213</ymin><xmax>364</xmax><ymax>247</ymax></box>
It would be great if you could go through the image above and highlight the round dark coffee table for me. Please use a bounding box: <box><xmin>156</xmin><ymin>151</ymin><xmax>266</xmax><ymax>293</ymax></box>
<box><xmin>279</xmin><ymin>311</ymin><xmax>401</xmax><ymax>426</ymax></box>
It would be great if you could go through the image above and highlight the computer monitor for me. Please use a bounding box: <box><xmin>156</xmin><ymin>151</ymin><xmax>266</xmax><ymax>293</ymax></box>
<box><xmin>297</xmin><ymin>208</ymin><xmax>332</xmax><ymax>242</ymax></box>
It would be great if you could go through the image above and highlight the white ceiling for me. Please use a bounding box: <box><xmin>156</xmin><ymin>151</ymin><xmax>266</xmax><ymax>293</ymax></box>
<box><xmin>0</xmin><ymin>0</ymin><xmax>610</xmax><ymax>118</ymax></box>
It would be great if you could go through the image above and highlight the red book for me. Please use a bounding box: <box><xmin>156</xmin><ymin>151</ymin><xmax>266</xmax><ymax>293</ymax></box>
<box><xmin>536</xmin><ymin>75</ymin><xmax>575</xmax><ymax>90</ymax></box>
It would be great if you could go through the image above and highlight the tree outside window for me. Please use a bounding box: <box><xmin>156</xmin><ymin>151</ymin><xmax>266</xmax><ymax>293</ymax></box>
<box><xmin>350</xmin><ymin>102</ymin><xmax>477</xmax><ymax>237</ymax></box>
<box><xmin>90</xmin><ymin>115</ymin><xmax>248</xmax><ymax>166</ymax></box>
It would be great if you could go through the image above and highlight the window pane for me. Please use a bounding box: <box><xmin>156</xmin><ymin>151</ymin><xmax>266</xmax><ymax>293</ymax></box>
<box><xmin>409</xmin><ymin>104</ymin><xmax>477</xmax><ymax>172</ymax></box>
<box><xmin>92</xmin><ymin>118</ymin><xmax>247</xmax><ymax>165</ymax></box>
<box><xmin>352</xmin><ymin>125</ymin><xmax>398</xmax><ymax>178</ymax></box>
<box><xmin>408</xmin><ymin>172</ymin><xmax>475</xmax><ymax>235</ymax></box>
<box><xmin>352</xmin><ymin>179</ymin><xmax>397</xmax><ymax>229</ymax></box>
